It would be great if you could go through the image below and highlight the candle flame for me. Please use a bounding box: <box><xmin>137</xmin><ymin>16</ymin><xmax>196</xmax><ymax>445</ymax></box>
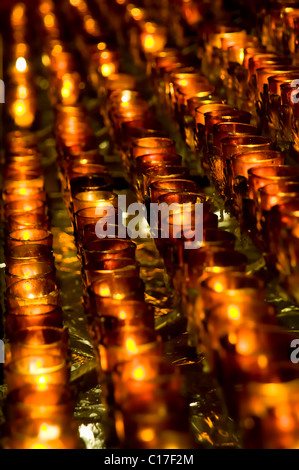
<box><xmin>125</xmin><ymin>338</ymin><xmax>138</xmax><ymax>354</ymax></box>
<box><xmin>144</xmin><ymin>35</ymin><xmax>155</xmax><ymax>50</ymax></box>
<box><xmin>214</xmin><ymin>281</ymin><xmax>223</xmax><ymax>292</ymax></box>
<box><xmin>227</xmin><ymin>305</ymin><xmax>240</xmax><ymax>321</ymax></box>
<box><xmin>23</xmin><ymin>230</ymin><xmax>30</xmax><ymax>241</ymax></box>
<box><xmin>257</xmin><ymin>354</ymin><xmax>268</xmax><ymax>369</ymax></box>
<box><xmin>36</xmin><ymin>374</ymin><xmax>49</xmax><ymax>391</ymax></box>
<box><xmin>19</xmin><ymin>188</ymin><xmax>28</xmax><ymax>196</ymax></box>
<box><xmin>119</xmin><ymin>310</ymin><xmax>127</xmax><ymax>320</ymax></box>
<box><xmin>228</xmin><ymin>332</ymin><xmax>237</xmax><ymax>344</ymax></box>
<box><xmin>131</xmin><ymin>7</ymin><xmax>143</xmax><ymax>21</ymax></box>
<box><xmin>14</xmin><ymin>100</ymin><xmax>27</xmax><ymax>116</ymax></box>
<box><xmin>99</xmin><ymin>286</ymin><xmax>111</xmax><ymax>297</ymax></box>
<box><xmin>44</xmin><ymin>13</ymin><xmax>55</xmax><ymax>29</ymax></box>
<box><xmin>138</xmin><ymin>428</ymin><xmax>155</xmax><ymax>442</ymax></box>
<box><xmin>31</xmin><ymin>443</ymin><xmax>50</xmax><ymax>449</ymax></box>
<box><xmin>97</xmin><ymin>42</ymin><xmax>106</xmax><ymax>51</ymax></box>
<box><xmin>132</xmin><ymin>365</ymin><xmax>145</xmax><ymax>380</ymax></box>
<box><xmin>18</xmin><ymin>85</ymin><xmax>28</xmax><ymax>99</ymax></box>
<box><xmin>16</xmin><ymin>57</ymin><xmax>27</xmax><ymax>72</ymax></box>
<box><xmin>38</xmin><ymin>423</ymin><xmax>60</xmax><ymax>440</ymax></box>
<box><xmin>115</xmin><ymin>293</ymin><xmax>124</xmax><ymax>300</ymax></box>
<box><xmin>101</xmin><ymin>63</ymin><xmax>115</xmax><ymax>77</ymax></box>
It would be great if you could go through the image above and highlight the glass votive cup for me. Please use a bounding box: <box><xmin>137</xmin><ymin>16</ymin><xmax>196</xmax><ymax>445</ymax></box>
<box><xmin>238</xmin><ymin>363</ymin><xmax>299</xmax><ymax>449</ymax></box>
<box><xmin>86</xmin><ymin>276</ymin><xmax>145</xmax><ymax>312</ymax></box>
<box><xmin>5</xmin><ymin>244</ymin><xmax>54</xmax><ymax>268</ymax></box>
<box><xmin>259</xmin><ymin>181</ymin><xmax>299</xmax><ymax>212</ymax></box>
<box><xmin>4</xmin><ymin>417</ymin><xmax>79</xmax><ymax>449</ymax></box>
<box><xmin>97</xmin><ymin>326</ymin><xmax>161</xmax><ymax>373</ymax></box>
<box><xmin>149</xmin><ymin>178</ymin><xmax>200</xmax><ymax>203</ymax></box>
<box><xmin>204</xmin><ymin>302</ymin><xmax>278</xmax><ymax>385</ymax></box>
<box><xmin>5</xmin><ymin>305</ymin><xmax>63</xmax><ymax>340</ymax></box>
<box><xmin>82</xmin><ymin>238</ymin><xmax>136</xmax><ymax>264</ymax></box>
<box><xmin>131</xmin><ymin>137</ymin><xmax>176</xmax><ymax>160</ymax></box>
<box><xmin>5</xmin><ymin>279</ymin><xmax>59</xmax><ymax>310</ymax></box>
<box><xmin>135</xmin><ymin>153</ymin><xmax>183</xmax><ymax>176</ymax></box>
<box><xmin>248</xmin><ymin>165</ymin><xmax>299</xmax><ymax>201</ymax></box>
<box><xmin>160</xmin><ymin>203</ymin><xmax>218</xmax><ymax>244</ymax></box>
<box><xmin>5</xmin><ymin>261</ymin><xmax>56</xmax><ymax>288</ymax></box>
<box><xmin>3</xmin><ymin>199</ymin><xmax>46</xmax><ymax>221</ymax></box>
<box><xmin>114</xmin><ymin>390</ymin><xmax>189</xmax><ymax>447</ymax></box>
<box><xmin>169</xmin><ymin>228</ymin><xmax>236</xmax><ymax>271</ymax></box>
<box><xmin>72</xmin><ymin>190</ymin><xmax>118</xmax><ymax>214</ymax></box>
<box><xmin>86</xmin><ymin>299</ymin><xmax>154</xmax><ymax>344</ymax></box>
<box><xmin>3</xmin><ymin>171</ymin><xmax>45</xmax><ymax>191</ymax></box>
<box><xmin>6</xmin><ymin>229</ymin><xmax>53</xmax><ymax>250</ymax></box>
<box><xmin>5</xmin><ymin>354</ymin><xmax>69</xmax><ymax>392</ymax></box>
<box><xmin>4</xmin><ymin>383</ymin><xmax>74</xmax><ymax>422</ymax></box>
<box><xmin>142</xmin><ymin>165</ymin><xmax>190</xmax><ymax>196</ymax></box>
<box><xmin>70</xmin><ymin>175</ymin><xmax>114</xmax><ymax>201</ymax></box>
<box><xmin>185</xmin><ymin>246</ymin><xmax>248</xmax><ymax>289</ymax></box>
<box><xmin>230</xmin><ymin>150</ymin><xmax>285</xmax><ymax>181</ymax></box>
<box><xmin>74</xmin><ymin>206</ymin><xmax>118</xmax><ymax>244</ymax></box>
<box><xmin>9</xmin><ymin>326</ymin><xmax>69</xmax><ymax>361</ymax></box>
<box><xmin>66</xmin><ymin>163</ymin><xmax>110</xmax><ymax>190</ymax></box>
<box><xmin>82</xmin><ymin>221</ymin><xmax>131</xmax><ymax>244</ymax></box>
<box><xmin>7</xmin><ymin>213</ymin><xmax>51</xmax><ymax>231</ymax></box>
<box><xmin>3</xmin><ymin>186</ymin><xmax>46</xmax><ymax>203</ymax></box>
<box><xmin>213</xmin><ymin>122</ymin><xmax>259</xmax><ymax>150</ymax></box>
<box><xmin>6</xmin><ymin>130</ymin><xmax>38</xmax><ymax>152</ymax></box>
<box><xmin>198</xmin><ymin>272</ymin><xmax>266</xmax><ymax>317</ymax></box>
<box><xmin>205</xmin><ymin>110</ymin><xmax>252</xmax><ymax>141</ymax></box>
<box><xmin>112</xmin><ymin>356</ymin><xmax>182</xmax><ymax>405</ymax></box>
<box><xmin>5</xmin><ymin>160</ymin><xmax>43</xmax><ymax>176</ymax></box>
<box><xmin>221</xmin><ymin>135</ymin><xmax>272</xmax><ymax>163</ymax></box>
<box><xmin>82</xmin><ymin>258</ymin><xmax>140</xmax><ymax>287</ymax></box>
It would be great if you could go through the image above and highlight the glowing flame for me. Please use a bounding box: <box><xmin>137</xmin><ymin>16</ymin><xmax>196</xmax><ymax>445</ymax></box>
<box><xmin>138</xmin><ymin>428</ymin><xmax>155</xmax><ymax>442</ymax></box>
<box><xmin>227</xmin><ymin>305</ymin><xmax>241</xmax><ymax>321</ymax></box>
<box><xmin>101</xmin><ymin>51</ymin><xmax>110</xmax><ymax>60</ymax></box>
<box><xmin>131</xmin><ymin>8</ymin><xmax>143</xmax><ymax>21</ymax></box>
<box><xmin>14</xmin><ymin>100</ymin><xmax>26</xmax><ymax>117</ymax></box>
<box><xmin>99</xmin><ymin>286</ymin><xmax>111</xmax><ymax>297</ymax></box>
<box><xmin>36</xmin><ymin>374</ymin><xmax>49</xmax><ymax>391</ymax></box>
<box><xmin>214</xmin><ymin>281</ymin><xmax>223</xmax><ymax>293</ymax></box>
<box><xmin>132</xmin><ymin>365</ymin><xmax>145</xmax><ymax>380</ymax></box>
<box><xmin>121</xmin><ymin>91</ymin><xmax>131</xmax><ymax>103</ymax></box>
<box><xmin>125</xmin><ymin>338</ymin><xmax>138</xmax><ymax>354</ymax></box>
<box><xmin>19</xmin><ymin>188</ymin><xmax>28</xmax><ymax>196</ymax></box>
<box><xmin>101</xmin><ymin>63</ymin><xmax>115</xmax><ymax>77</ymax></box>
<box><xmin>270</xmin><ymin>196</ymin><xmax>278</xmax><ymax>207</ymax></box>
<box><xmin>23</xmin><ymin>230</ymin><xmax>30</xmax><ymax>241</ymax></box>
<box><xmin>228</xmin><ymin>332</ymin><xmax>237</xmax><ymax>344</ymax></box>
<box><xmin>38</xmin><ymin>423</ymin><xmax>60</xmax><ymax>440</ymax></box>
<box><xmin>97</xmin><ymin>42</ymin><xmax>106</xmax><ymax>51</ymax></box>
<box><xmin>31</xmin><ymin>443</ymin><xmax>50</xmax><ymax>449</ymax></box>
<box><xmin>44</xmin><ymin>13</ymin><xmax>55</xmax><ymax>29</ymax></box>
<box><xmin>16</xmin><ymin>57</ymin><xmax>27</xmax><ymax>72</ymax></box>
<box><xmin>257</xmin><ymin>354</ymin><xmax>268</xmax><ymax>368</ymax></box>
<box><xmin>144</xmin><ymin>35</ymin><xmax>155</xmax><ymax>50</ymax></box>
<box><xmin>18</xmin><ymin>85</ymin><xmax>28</xmax><ymax>99</ymax></box>
<box><xmin>119</xmin><ymin>310</ymin><xmax>127</xmax><ymax>320</ymax></box>
<box><xmin>115</xmin><ymin>293</ymin><xmax>124</xmax><ymax>300</ymax></box>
